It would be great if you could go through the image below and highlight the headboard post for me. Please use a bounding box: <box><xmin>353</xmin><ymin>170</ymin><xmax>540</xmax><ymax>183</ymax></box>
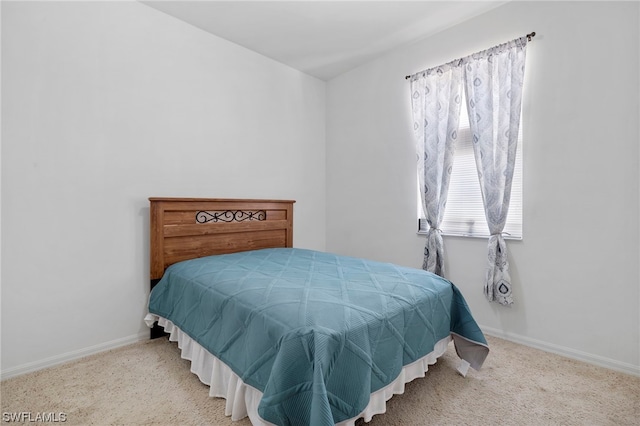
<box><xmin>149</xmin><ymin>200</ymin><xmax>165</xmax><ymax>281</ymax></box>
<box><xmin>149</xmin><ymin>198</ymin><xmax>295</xmax><ymax>280</ymax></box>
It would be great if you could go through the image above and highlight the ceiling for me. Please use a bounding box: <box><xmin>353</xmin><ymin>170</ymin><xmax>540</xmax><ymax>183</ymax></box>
<box><xmin>142</xmin><ymin>1</ymin><xmax>507</xmax><ymax>81</ymax></box>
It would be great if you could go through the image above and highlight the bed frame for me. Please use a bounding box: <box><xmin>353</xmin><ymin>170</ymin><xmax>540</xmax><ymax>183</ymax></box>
<box><xmin>149</xmin><ymin>197</ymin><xmax>295</xmax><ymax>337</ymax></box>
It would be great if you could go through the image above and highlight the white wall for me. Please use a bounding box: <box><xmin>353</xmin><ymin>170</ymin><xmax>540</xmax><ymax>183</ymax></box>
<box><xmin>2</xmin><ymin>0</ymin><xmax>638</xmax><ymax>379</ymax></box>
<box><xmin>1</xmin><ymin>1</ymin><xmax>326</xmax><ymax>376</ymax></box>
<box><xmin>326</xmin><ymin>1</ymin><xmax>639</xmax><ymax>374</ymax></box>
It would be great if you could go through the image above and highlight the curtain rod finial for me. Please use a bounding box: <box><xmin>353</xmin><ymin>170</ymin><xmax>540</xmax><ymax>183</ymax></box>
<box><xmin>527</xmin><ymin>31</ymin><xmax>536</xmax><ymax>41</ymax></box>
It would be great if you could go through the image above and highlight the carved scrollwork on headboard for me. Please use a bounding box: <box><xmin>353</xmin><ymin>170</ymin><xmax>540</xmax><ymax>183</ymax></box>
<box><xmin>195</xmin><ymin>210</ymin><xmax>267</xmax><ymax>224</ymax></box>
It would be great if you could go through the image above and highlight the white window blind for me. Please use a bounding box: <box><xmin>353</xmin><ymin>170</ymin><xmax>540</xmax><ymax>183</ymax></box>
<box><xmin>418</xmin><ymin>92</ymin><xmax>523</xmax><ymax>239</ymax></box>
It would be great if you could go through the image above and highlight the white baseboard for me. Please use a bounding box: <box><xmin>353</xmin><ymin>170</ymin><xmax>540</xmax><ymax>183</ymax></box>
<box><xmin>1</xmin><ymin>332</ymin><xmax>149</xmax><ymax>380</ymax></box>
<box><xmin>481</xmin><ymin>325</ymin><xmax>640</xmax><ymax>377</ymax></box>
<box><xmin>3</xmin><ymin>328</ymin><xmax>638</xmax><ymax>380</ymax></box>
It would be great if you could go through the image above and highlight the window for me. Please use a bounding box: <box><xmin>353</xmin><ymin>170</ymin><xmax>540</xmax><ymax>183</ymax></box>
<box><xmin>418</xmin><ymin>92</ymin><xmax>523</xmax><ymax>239</ymax></box>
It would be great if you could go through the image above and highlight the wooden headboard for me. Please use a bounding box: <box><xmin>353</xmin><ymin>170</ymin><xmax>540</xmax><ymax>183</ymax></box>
<box><xmin>149</xmin><ymin>198</ymin><xmax>295</xmax><ymax>280</ymax></box>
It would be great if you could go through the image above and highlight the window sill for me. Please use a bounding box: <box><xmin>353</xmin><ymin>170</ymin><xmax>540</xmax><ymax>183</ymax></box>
<box><xmin>417</xmin><ymin>230</ymin><xmax>523</xmax><ymax>241</ymax></box>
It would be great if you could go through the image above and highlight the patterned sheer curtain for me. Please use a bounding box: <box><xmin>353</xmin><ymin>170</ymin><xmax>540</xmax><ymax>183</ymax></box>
<box><xmin>410</xmin><ymin>62</ymin><xmax>463</xmax><ymax>276</ymax></box>
<box><xmin>463</xmin><ymin>37</ymin><xmax>528</xmax><ymax>305</ymax></box>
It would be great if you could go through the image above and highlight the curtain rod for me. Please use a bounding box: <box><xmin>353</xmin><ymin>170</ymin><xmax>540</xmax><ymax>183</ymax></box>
<box><xmin>404</xmin><ymin>32</ymin><xmax>536</xmax><ymax>80</ymax></box>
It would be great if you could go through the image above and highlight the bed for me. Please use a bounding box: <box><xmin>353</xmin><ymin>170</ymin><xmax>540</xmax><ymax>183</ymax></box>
<box><xmin>144</xmin><ymin>197</ymin><xmax>489</xmax><ymax>426</ymax></box>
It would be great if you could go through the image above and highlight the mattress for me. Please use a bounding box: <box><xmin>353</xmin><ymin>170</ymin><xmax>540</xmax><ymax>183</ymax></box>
<box><xmin>147</xmin><ymin>248</ymin><xmax>488</xmax><ymax>426</ymax></box>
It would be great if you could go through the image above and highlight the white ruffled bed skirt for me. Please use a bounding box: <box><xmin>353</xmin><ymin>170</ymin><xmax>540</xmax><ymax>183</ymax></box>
<box><xmin>144</xmin><ymin>314</ymin><xmax>452</xmax><ymax>425</ymax></box>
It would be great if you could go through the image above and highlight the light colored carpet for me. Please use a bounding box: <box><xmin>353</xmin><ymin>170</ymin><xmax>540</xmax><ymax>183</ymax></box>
<box><xmin>1</xmin><ymin>335</ymin><xmax>638</xmax><ymax>425</ymax></box>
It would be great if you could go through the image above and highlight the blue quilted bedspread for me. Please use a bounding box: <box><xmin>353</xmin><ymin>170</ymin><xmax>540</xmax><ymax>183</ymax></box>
<box><xmin>148</xmin><ymin>248</ymin><xmax>488</xmax><ymax>426</ymax></box>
